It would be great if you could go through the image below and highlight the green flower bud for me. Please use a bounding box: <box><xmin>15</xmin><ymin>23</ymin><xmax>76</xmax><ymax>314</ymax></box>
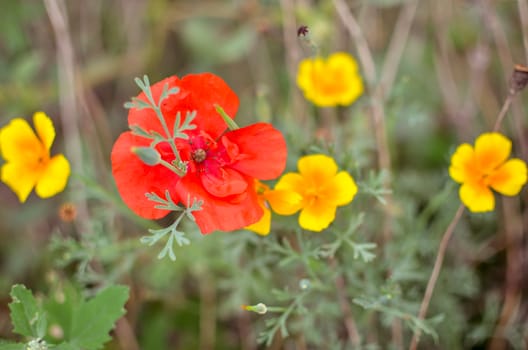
<box><xmin>132</xmin><ymin>146</ymin><xmax>161</xmax><ymax>166</ymax></box>
<box><xmin>243</xmin><ymin>302</ymin><xmax>268</xmax><ymax>315</ymax></box>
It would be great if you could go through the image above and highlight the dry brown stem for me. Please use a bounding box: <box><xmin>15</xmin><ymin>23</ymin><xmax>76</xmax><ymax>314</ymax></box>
<box><xmin>408</xmin><ymin>204</ymin><xmax>465</xmax><ymax>350</ymax></box>
<box><xmin>330</xmin><ymin>257</ymin><xmax>361</xmax><ymax>347</ymax></box>
<box><xmin>43</xmin><ymin>0</ymin><xmax>89</xmax><ymax>230</ymax></box>
<box><xmin>488</xmin><ymin>198</ymin><xmax>524</xmax><ymax>350</ymax></box>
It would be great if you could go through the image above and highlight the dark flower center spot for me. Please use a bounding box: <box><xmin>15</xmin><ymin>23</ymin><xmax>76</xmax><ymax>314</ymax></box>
<box><xmin>192</xmin><ymin>148</ymin><xmax>207</xmax><ymax>163</ymax></box>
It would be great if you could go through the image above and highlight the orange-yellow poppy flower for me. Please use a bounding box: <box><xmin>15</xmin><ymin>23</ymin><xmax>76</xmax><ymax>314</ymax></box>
<box><xmin>271</xmin><ymin>154</ymin><xmax>357</xmax><ymax>232</ymax></box>
<box><xmin>296</xmin><ymin>52</ymin><xmax>363</xmax><ymax>107</ymax></box>
<box><xmin>245</xmin><ymin>180</ymin><xmax>302</xmax><ymax>235</ymax></box>
<box><xmin>449</xmin><ymin>132</ymin><xmax>527</xmax><ymax>212</ymax></box>
<box><xmin>0</xmin><ymin>112</ymin><xmax>70</xmax><ymax>202</ymax></box>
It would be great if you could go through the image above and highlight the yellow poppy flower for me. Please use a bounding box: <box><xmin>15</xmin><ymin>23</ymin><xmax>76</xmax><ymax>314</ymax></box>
<box><xmin>449</xmin><ymin>132</ymin><xmax>527</xmax><ymax>212</ymax></box>
<box><xmin>271</xmin><ymin>154</ymin><xmax>357</xmax><ymax>232</ymax></box>
<box><xmin>0</xmin><ymin>112</ymin><xmax>70</xmax><ymax>202</ymax></box>
<box><xmin>245</xmin><ymin>180</ymin><xmax>302</xmax><ymax>235</ymax></box>
<box><xmin>296</xmin><ymin>52</ymin><xmax>364</xmax><ymax>107</ymax></box>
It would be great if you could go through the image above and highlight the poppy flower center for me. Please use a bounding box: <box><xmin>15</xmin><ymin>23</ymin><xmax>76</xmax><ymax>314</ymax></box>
<box><xmin>192</xmin><ymin>148</ymin><xmax>207</xmax><ymax>163</ymax></box>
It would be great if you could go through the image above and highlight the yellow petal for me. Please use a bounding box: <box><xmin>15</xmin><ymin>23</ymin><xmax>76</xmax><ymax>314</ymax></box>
<box><xmin>1</xmin><ymin>162</ymin><xmax>39</xmax><ymax>202</ymax></box>
<box><xmin>327</xmin><ymin>53</ymin><xmax>363</xmax><ymax>106</ymax></box>
<box><xmin>33</xmin><ymin>112</ymin><xmax>55</xmax><ymax>151</ymax></box>
<box><xmin>320</xmin><ymin>171</ymin><xmax>358</xmax><ymax>206</ymax></box>
<box><xmin>35</xmin><ymin>154</ymin><xmax>70</xmax><ymax>198</ymax></box>
<box><xmin>298</xmin><ymin>200</ymin><xmax>337</xmax><ymax>232</ymax></box>
<box><xmin>298</xmin><ymin>154</ymin><xmax>338</xmax><ymax>185</ymax></box>
<box><xmin>474</xmin><ymin>133</ymin><xmax>511</xmax><ymax>174</ymax></box>
<box><xmin>267</xmin><ymin>189</ymin><xmax>303</xmax><ymax>215</ymax></box>
<box><xmin>488</xmin><ymin>158</ymin><xmax>527</xmax><ymax>196</ymax></box>
<box><xmin>297</xmin><ymin>57</ymin><xmax>338</xmax><ymax>107</ymax></box>
<box><xmin>275</xmin><ymin>173</ymin><xmax>306</xmax><ymax>193</ymax></box>
<box><xmin>449</xmin><ymin>143</ymin><xmax>475</xmax><ymax>183</ymax></box>
<box><xmin>328</xmin><ymin>52</ymin><xmax>359</xmax><ymax>72</ymax></box>
<box><xmin>296</xmin><ymin>58</ymin><xmax>319</xmax><ymax>93</ymax></box>
<box><xmin>245</xmin><ymin>205</ymin><xmax>271</xmax><ymax>235</ymax></box>
<box><xmin>459</xmin><ymin>182</ymin><xmax>495</xmax><ymax>212</ymax></box>
<box><xmin>296</xmin><ymin>53</ymin><xmax>363</xmax><ymax>107</ymax></box>
<box><xmin>0</xmin><ymin>118</ymin><xmax>44</xmax><ymax>163</ymax></box>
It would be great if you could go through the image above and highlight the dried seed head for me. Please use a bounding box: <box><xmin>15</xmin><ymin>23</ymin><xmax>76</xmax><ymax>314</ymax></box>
<box><xmin>510</xmin><ymin>64</ymin><xmax>528</xmax><ymax>94</ymax></box>
<box><xmin>297</xmin><ymin>25</ymin><xmax>309</xmax><ymax>37</ymax></box>
<box><xmin>58</xmin><ymin>202</ymin><xmax>77</xmax><ymax>222</ymax></box>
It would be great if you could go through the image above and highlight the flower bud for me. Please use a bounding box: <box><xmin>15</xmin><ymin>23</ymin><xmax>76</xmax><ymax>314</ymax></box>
<box><xmin>243</xmin><ymin>302</ymin><xmax>268</xmax><ymax>315</ymax></box>
<box><xmin>299</xmin><ymin>278</ymin><xmax>311</xmax><ymax>291</ymax></box>
<box><xmin>132</xmin><ymin>146</ymin><xmax>161</xmax><ymax>166</ymax></box>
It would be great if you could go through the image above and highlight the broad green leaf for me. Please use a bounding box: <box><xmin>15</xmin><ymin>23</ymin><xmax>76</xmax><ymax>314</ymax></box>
<box><xmin>0</xmin><ymin>341</ymin><xmax>25</xmax><ymax>350</ymax></box>
<box><xmin>70</xmin><ymin>285</ymin><xmax>129</xmax><ymax>350</ymax></box>
<box><xmin>53</xmin><ymin>342</ymin><xmax>79</xmax><ymax>350</ymax></box>
<box><xmin>8</xmin><ymin>285</ymin><xmax>46</xmax><ymax>338</ymax></box>
<box><xmin>43</xmin><ymin>283</ymin><xmax>82</xmax><ymax>342</ymax></box>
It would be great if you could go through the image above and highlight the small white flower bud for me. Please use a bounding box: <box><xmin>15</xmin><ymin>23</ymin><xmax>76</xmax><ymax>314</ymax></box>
<box><xmin>254</xmin><ymin>302</ymin><xmax>268</xmax><ymax>314</ymax></box>
<box><xmin>243</xmin><ymin>302</ymin><xmax>268</xmax><ymax>315</ymax></box>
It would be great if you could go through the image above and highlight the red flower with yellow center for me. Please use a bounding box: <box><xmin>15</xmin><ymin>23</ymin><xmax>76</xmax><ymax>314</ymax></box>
<box><xmin>111</xmin><ymin>73</ymin><xmax>287</xmax><ymax>234</ymax></box>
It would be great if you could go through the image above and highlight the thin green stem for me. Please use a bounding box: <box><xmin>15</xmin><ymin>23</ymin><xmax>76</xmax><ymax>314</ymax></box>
<box><xmin>295</xmin><ymin>230</ymin><xmax>320</xmax><ymax>282</ymax></box>
<box><xmin>159</xmin><ymin>158</ymin><xmax>186</xmax><ymax>177</ymax></box>
<box><xmin>270</xmin><ymin>293</ymin><xmax>305</xmax><ymax>345</ymax></box>
<box><xmin>152</xmin><ymin>104</ymin><xmax>184</xmax><ymax>169</ymax></box>
<box><xmin>266</xmin><ymin>306</ymin><xmax>288</xmax><ymax>313</ymax></box>
<box><xmin>215</xmin><ymin>104</ymin><xmax>240</xmax><ymax>130</ymax></box>
<box><xmin>138</xmin><ymin>80</ymin><xmax>185</xmax><ymax>174</ymax></box>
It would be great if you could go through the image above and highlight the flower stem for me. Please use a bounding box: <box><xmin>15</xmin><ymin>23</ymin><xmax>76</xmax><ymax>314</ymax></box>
<box><xmin>265</xmin><ymin>306</ymin><xmax>287</xmax><ymax>313</ymax></box>
<box><xmin>215</xmin><ymin>104</ymin><xmax>240</xmax><ymax>130</ymax></box>
<box><xmin>138</xmin><ymin>83</ymin><xmax>185</xmax><ymax>174</ymax></box>
<box><xmin>152</xmin><ymin>104</ymin><xmax>185</xmax><ymax>172</ymax></box>
<box><xmin>329</xmin><ymin>257</ymin><xmax>361</xmax><ymax>347</ymax></box>
<box><xmin>332</xmin><ymin>0</ymin><xmax>376</xmax><ymax>85</ymax></box>
<box><xmin>159</xmin><ymin>158</ymin><xmax>186</xmax><ymax>177</ymax></box>
<box><xmin>493</xmin><ymin>93</ymin><xmax>514</xmax><ymax>132</ymax></box>
<box><xmin>408</xmin><ymin>204</ymin><xmax>465</xmax><ymax>350</ymax></box>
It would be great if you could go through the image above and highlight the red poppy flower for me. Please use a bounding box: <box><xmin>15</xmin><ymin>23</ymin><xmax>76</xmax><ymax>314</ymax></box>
<box><xmin>111</xmin><ymin>73</ymin><xmax>287</xmax><ymax>234</ymax></box>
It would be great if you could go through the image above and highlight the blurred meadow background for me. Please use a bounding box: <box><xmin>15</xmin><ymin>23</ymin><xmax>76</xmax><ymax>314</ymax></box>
<box><xmin>1</xmin><ymin>0</ymin><xmax>528</xmax><ymax>349</ymax></box>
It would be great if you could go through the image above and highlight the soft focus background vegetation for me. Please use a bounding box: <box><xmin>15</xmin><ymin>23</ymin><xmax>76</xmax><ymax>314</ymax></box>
<box><xmin>1</xmin><ymin>0</ymin><xmax>528</xmax><ymax>349</ymax></box>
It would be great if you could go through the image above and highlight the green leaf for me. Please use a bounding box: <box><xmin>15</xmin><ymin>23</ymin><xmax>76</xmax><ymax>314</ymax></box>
<box><xmin>52</xmin><ymin>343</ymin><xmax>79</xmax><ymax>350</ymax></box>
<box><xmin>8</xmin><ymin>285</ymin><xmax>46</xmax><ymax>338</ymax></box>
<box><xmin>0</xmin><ymin>341</ymin><xmax>25</xmax><ymax>350</ymax></box>
<box><xmin>43</xmin><ymin>283</ymin><xmax>82</xmax><ymax>342</ymax></box>
<box><xmin>69</xmin><ymin>285</ymin><xmax>129</xmax><ymax>350</ymax></box>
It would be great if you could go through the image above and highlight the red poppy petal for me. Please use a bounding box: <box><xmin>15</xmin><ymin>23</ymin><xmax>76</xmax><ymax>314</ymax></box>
<box><xmin>224</xmin><ymin>123</ymin><xmax>287</xmax><ymax>180</ymax></box>
<box><xmin>178</xmin><ymin>73</ymin><xmax>239</xmax><ymax>137</ymax></box>
<box><xmin>201</xmin><ymin>167</ymin><xmax>248</xmax><ymax>197</ymax></box>
<box><xmin>176</xmin><ymin>173</ymin><xmax>263</xmax><ymax>234</ymax></box>
<box><xmin>128</xmin><ymin>73</ymin><xmax>239</xmax><ymax>139</ymax></box>
<box><xmin>111</xmin><ymin>132</ymin><xmax>180</xmax><ymax>219</ymax></box>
